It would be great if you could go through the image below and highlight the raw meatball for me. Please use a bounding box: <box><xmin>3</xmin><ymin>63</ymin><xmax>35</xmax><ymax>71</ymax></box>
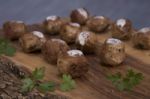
<box><xmin>76</xmin><ymin>31</ymin><xmax>97</xmax><ymax>54</ymax></box>
<box><xmin>99</xmin><ymin>38</ymin><xmax>126</xmax><ymax>66</ymax></box>
<box><xmin>60</xmin><ymin>23</ymin><xmax>81</xmax><ymax>44</ymax></box>
<box><xmin>43</xmin><ymin>16</ymin><xmax>65</xmax><ymax>34</ymax></box>
<box><xmin>42</xmin><ymin>39</ymin><xmax>70</xmax><ymax>64</ymax></box>
<box><xmin>132</xmin><ymin>27</ymin><xmax>150</xmax><ymax>49</ymax></box>
<box><xmin>3</xmin><ymin>21</ymin><xmax>26</xmax><ymax>40</ymax></box>
<box><xmin>57</xmin><ymin>49</ymin><xmax>89</xmax><ymax>78</ymax></box>
<box><xmin>70</xmin><ymin>8</ymin><xmax>89</xmax><ymax>25</ymax></box>
<box><xmin>86</xmin><ymin>16</ymin><xmax>110</xmax><ymax>33</ymax></box>
<box><xmin>111</xmin><ymin>18</ymin><xmax>133</xmax><ymax>40</ymax></box>
<box><xmin>19</xmin><ymin>31</ymin><xmax>45</xmax><ymax>53</ymax></box>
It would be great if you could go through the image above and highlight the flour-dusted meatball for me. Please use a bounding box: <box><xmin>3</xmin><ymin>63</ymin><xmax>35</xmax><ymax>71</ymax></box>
<box><xmin>99</xmin><ymin>38</ymin><xmax>126</xmax><ymax>66</ymax></box>
<box><xmin>60</xmin><ymin>23</ymin><xmax>81</xmax><ymax>44</ymax></box>
<box><xmin>3</xmin><ymin>21</ymin><xmax>27</xmax><ymax>40</ymax></box>
<box><xmin>70</xmin><ymin>8</ymin><xmax>89</xmax><ymax>25</ymax></box>
<box><xmin>42</xmin><ymin>39</ymin><xmax>70</xmax><ymax>64</ymax></box>
<box><xmin>111</xmin><ymin>18</ymin><xmax>133</xmax><ymax>40</ymax></box>
<box><xmin>19</xmin><ymin>31</ymin><xmax>46</xmax><ymax>53</ymax></box>
<box><xmin>86</xmin><ymin>16</ymin><xmax>110</xmax><ymax>33</ymax></box>
<box><xmin>57</xmin><ymin>49</ymin><xmax>89</xmax><ymax>78</ymax></box>
<box><xmin>43</xmin><ymin>16</ymin><xmax>65</xmax><ymax>34</ymax></box>
<box><xmin>132</xmin><ymin>27</ymin><xmax>150</xmax><ymax>49</ymax></box>
<box><xmin>76</xmin><ymin>31</ymin><xmax>97</xmax><ymax>54</ymax></box>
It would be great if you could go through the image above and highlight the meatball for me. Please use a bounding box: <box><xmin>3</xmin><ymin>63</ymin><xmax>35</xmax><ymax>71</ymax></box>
<box><xmin>43</xmin><ymin>16</ymin><xmax>65</xmax><ymax>34</ymax></box>
<box><xmin>42</xmin><ymin>39</ymin><xmax>70</xmax><ymax>64</ymax></box>
<box><xmin>99</xmin><ymin>38</ymin><xmax>126</xmax><ymax>66</ymax></box>
<box><xmin>19</xmin><ymin>31</ymin><xmax>45</xmax><ymax>53</ymax></box>
<box><xmin>70</xmin><ymin>8</ymin><xmax>89</xmax><ymax>25</ymax></box>
<box><xmin>57</xmin><ymin>49</ymin><xmax>89</xmax><ymax>78</ymax></box>
<box><xmin>111</xmin><ymin>18</ymin><xmax>133</xmax><ymax>40</ymax></box>
<box><xmin>60</xmin><ymin>23</ymin><xmax>81</xmax><ymax>44</ymax></box>
<box><xmin>3</xmin><ymin>21</ymin><xmax>26</xmax><ymax>40</ymax></box>
<box><xmin>132</xmin><ymin>27</ymin><xmax>150</xmax><ymax>49</ymax></box>
<box><xmin>76</xmin><ymin>31</ymin><xmax>97</xmax><ymax>54</ymax></box>
<box><xmin>86</xmin><ymin>16</ymin><xmax>110</xmax><ymax>33</ymax></box>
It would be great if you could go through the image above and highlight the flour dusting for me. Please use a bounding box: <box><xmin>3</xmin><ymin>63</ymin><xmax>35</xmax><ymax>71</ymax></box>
<box><xmin>32</xmin><ymin>31</ymin><xmax>44</xmax><ymax>38</ymax></box>
<box><xmin>106</xmin><ymin>38</ymin><xmax>122</xmax><ymax>45</ymax></box>
<box><xmin>77</xmin><ymin>31</ymin><xmax>90</xmax><ymax>46</ymax></box>
<box><xmin>94</xmin><ymin>16</ymin><xmax>104</xmax><ymax>19</ymax></box>
<box><xmin>67</xmin><ymin>50</ymin><xmax>83</xmax><ymax>57</ymax></box>
<box><xmin>116</xmin><ymin>19</ymin><xmax>126</xmax><ymax>27</ymax></box>
<box><xmin>139</xmin><ymin>27</ymin><xmax>150</xmax><ymax>33</ymax></box>
<box><xmin>46</xmin><ymin>16</ymin><xmax>57</xmax><ymax>21</ymax></box>
<box><xmin>70</xmin><ymin>23</ymin><xmax>80</xmax><ymax>27</ymax></box>
<box><xmin>77</xmin><ymin>8</ymin><xmax>88</xmax><ymax>18</ymax></box>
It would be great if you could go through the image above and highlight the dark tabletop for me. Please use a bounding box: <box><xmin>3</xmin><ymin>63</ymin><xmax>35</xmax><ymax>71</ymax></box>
<box><xmin>0</xmin><ymin>0</ymin><xmax>150</xmax><ymax>29</ymax></box>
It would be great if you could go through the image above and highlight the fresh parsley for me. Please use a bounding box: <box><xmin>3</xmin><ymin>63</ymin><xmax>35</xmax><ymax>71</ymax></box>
<box><xmin>0</xmin><ymin>38</ymin><xmax>16</xmax><ymax>56</ymax></box>
<box><xmin>21</xmin><ymin>78</ymin><xmax>35</xmax><ymax>92</ymax></box>
<box><xmin>32</xmin><ymin>67</ymin><xmax>45</xmax><ymax>80</ymax></box>
<box><xmin>107</xmin><ymin>69</ymin><xmax>144</xmax><ymax>91</ymax></box>
<box><xmin>38</xmin><ymin>82</ymin><xmax>55</xmax><ymax>92</ymax></box>
<box><xmin>60</xmin><ymin>74</ymin><xmax>76</xmax><ymax>92</ymax></box>
<box><xmin>22</xmin><ymin>68</ymin><xmax>76</xmax><ymax>93</ymax></box>
<box><xmin>21</xmin><ymin>67</ymin><xmax>55</xmax><ymax>93</ymax></box>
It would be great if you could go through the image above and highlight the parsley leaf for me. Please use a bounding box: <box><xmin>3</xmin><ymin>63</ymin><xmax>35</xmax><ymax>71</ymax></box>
<box><xmin>107</xmin><ymin>72</ymin><xmax>121</xmax><ymax>83</ymax></box>
<box><xmin>38</xmin><ymin>82</ymin><xmax>55</xmax><ymax>92</ymax></box>
<box><xmin>21</xmin><ymin>67</ymin><xmax>56</xmax><ymax>93</ymax></box>
<box><xmin>107</xmin><ymin>69</ymin><xmax>144</xmax><ymax>91</ymax></box>
<box><xmin>0</xmin><ymin>38</ymin><xmax>16</xmax><ymax>56</ymax></box>
<box><xmin>60</xmin><ymin>74</ymin><xmax>76</xmax><ymax>91</ymax></box>
<box><xmin>21</xmin><ymin>78</ymin><xmax>35</xmax><ymax>92</ymax></box>
<box><xmin>32</xmin><ymin>67</ymin><xmax>45</xmax><ymax>80</ymax></box>
<box><xmin>21</xmin><ymin>68</ymin><xmax>77</xmax><ymax>93</ymax></box>
<box><xmin>5</xmin><ymin>43</ymin><xmax>16</xmax><ymax>56</ymax></box>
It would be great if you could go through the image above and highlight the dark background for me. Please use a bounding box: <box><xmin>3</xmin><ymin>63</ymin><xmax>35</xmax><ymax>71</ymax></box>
<box><xmin>0</xmin><ymin>0</ymin><xmax>150</xmax><ymax>29</ymax></box>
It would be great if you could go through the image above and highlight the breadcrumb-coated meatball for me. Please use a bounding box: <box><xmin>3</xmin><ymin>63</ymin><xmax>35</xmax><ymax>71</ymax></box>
<box><xmin>132</xmin><ymin>27</ymin><xmax>150</xmax><ymax>49</ymax></box>
<box><xmin>99</xmin><ymin>38</ymin><xmax>126</xmax><ymax>66</ymax></box>
<box><xmin>43</xmin><ymin>16</ymin><xmax>65</xmax><ymax>34</ymax></box>
<box><xmin>57</xmin><ymin>49</ymin><xmax>89</xmax><ymax>78</ymax></box>
<box><xmin>3</xmin><ymin>21</ymin><xmax>27</xmax><ymax>40</ymax></box>
<box><xmin>60</xmin><ymin>22</ymin><xmax>81</xmax><ymax>44</ymax></box>
<box><xmin>111</xmin><ymin>18</ymin><xmax>133</xmax><ymax>40</ymax></box>
<box><xmin>86</xmin><ymin>16</ymin><xmax>110</xmax><ymax>33</ymax></box>
<box><xmin>19</xmin><ymin>31</ymin><xmax>45</xmax><ymax>53</ymax></box>
<box><xmin>70</xmin><ymin>8</ymin><xmax>89</xmax><ymax>25</ymax></box>
<box><xmin>42</xmin><ymin>39</ymin><xmax>70</xmax><ymax>64</ymax></box>
<box><xmin>76</xmin><ymin>31</ymin><xmax>97</xmax><ymax>54</ymax></box>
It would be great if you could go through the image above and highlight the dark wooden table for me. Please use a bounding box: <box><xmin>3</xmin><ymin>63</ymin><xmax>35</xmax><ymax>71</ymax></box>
<box><xmin>0</xmin><ymin>0</ymin><xmax>150</xmax><ymax>28</ymax></box>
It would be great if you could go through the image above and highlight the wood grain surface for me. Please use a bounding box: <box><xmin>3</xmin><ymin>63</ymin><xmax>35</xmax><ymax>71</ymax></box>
<box><xmin>0</xmin><ymin>24</ymin><xmax>150</xmax><ymax>99</ymax></box>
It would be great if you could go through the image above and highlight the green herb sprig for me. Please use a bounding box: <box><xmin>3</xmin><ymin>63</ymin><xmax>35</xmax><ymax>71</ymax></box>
<box><xmin>60</xmin><ymin>74</ymin><xmax>76</xmax><ymax>91</ymax></box>
<box><xmin>21</xmin><ymin>67</ymin><xmax>76</xmax><ymax>93</ymax></box>
<box><xmin>0</xmin><ymin>38</ymin><xmax>16</xmax><ymax>56</ymax></box>
<box><xmin>21</xmin><ymin>67</ymin><xmax>55</xmax><ymax>93</ymax></box>
<box><xmin>107</xmin><ymin>69</ymin><xmax>144</xmax><ymax>91</ymax></box>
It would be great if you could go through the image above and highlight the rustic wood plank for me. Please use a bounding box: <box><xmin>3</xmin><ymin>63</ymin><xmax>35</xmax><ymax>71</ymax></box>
<box><xmin>0</xmin><ymin>24</ymin><xmax>150</xmax><ymax>99</ymax></box>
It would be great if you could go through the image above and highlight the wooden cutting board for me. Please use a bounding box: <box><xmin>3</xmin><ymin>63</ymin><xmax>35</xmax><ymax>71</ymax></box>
<box><xmin>0</xmin><ymin>24</ymin><xmax>150</xmax><ymax>99</ymax></box>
